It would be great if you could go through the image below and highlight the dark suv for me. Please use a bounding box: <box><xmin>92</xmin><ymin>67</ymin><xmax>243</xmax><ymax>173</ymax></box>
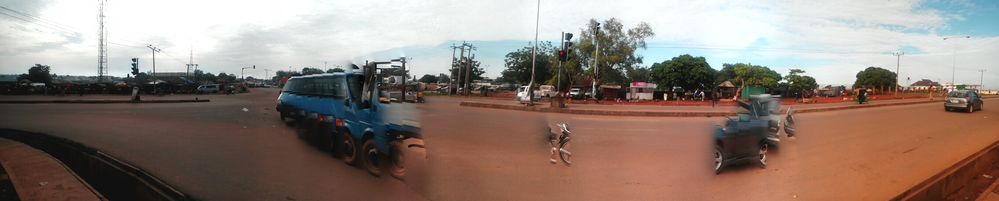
<box><xmin>944</xmin><ymin>90</ymin><xmax>983</xmax><ymax>113</ymax></box>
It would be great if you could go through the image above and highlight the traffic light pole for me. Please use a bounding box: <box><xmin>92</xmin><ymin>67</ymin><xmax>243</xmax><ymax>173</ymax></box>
<box><xmin>556</xmin><ymin>32</ymin><xmax>564</xmax><ymax>95</ymax></box>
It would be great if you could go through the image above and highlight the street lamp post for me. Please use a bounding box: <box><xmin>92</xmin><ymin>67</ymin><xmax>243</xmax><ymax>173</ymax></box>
<box><xmin>527</xmin><ymin>0</ymin><xmax>540</xmax><ymax>105</ymax></box>
<box><xmin>943</xmin><ymin>36</ymin><xmax>970</xmax><ymax>90</ymax></box>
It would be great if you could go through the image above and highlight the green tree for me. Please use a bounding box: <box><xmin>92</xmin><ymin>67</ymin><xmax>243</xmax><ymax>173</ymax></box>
<box><xmin>327</xmin><ymin>68</ymin><xmax>344</xmax><ymax>73</ymax></box>
<box><xmin>852</xmin><ymin>66</ymin><xmax>896</xmax><ymax>89</ymax></box>
<box><xmin>649</xmin><ymin>54</ymin><xmax>716</xmax><ymax>90</ymax></box>
<box><xmin>784</xmin><ymin>69</ymin><xmax>818</xmax><ymax>98</ymax></box>
<box><xmin>437</xmin><ymin>74</ymin><xmax>450</xmax><ymax>84</ymax></box>
<box><xmin>500</xmin><ymin>42</ymin><xmax>554</xmax><ymax>85</ymax></box>
<box><xmin>719</xmin><ymin>63</ymin><xmax>782</xmax><ymax>98</ymax></box>
<box><xmin>418</xmin><ymin>74</ymin><xmax>438</xmax><ymax>83</ymax></box>
<box><xmin>302</xmin><ymin>67</ymin><xmax>324</xmax><ymax>75</ymax></box>
<box><xmin>271</xmin><ymin>70</ymin><xmax>301</xmax><ymax>82</ymax></box>
<box><xmin>574</xmin><ymin>18</ymin><xmax>655</xmax><ymax>84</ymax></box>
<box><xmin>20</xmin><ymin>64</ymin><xmax>53</xmax><ymax>83</ymax></box>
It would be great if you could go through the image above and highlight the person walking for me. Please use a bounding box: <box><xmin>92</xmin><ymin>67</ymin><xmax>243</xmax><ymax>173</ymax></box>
<box><xmin>711</xmin><ymin>89</ymin><xmax>721</xmax><ymax>108</ymax></box>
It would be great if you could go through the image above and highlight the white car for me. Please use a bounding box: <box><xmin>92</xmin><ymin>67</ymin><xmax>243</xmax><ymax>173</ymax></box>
<box><xmin>516</xmin><ymin>86</ymin><xmax>541</xmax><ymax>103</ymax></box>
<box><xmin>197</xmin><ymin>84</ymin><xmax>220</xmax><ymax>94</ymax></box>
<box><xmin>539</xmin><ymin>85</ymin><xmax>555</xmax><ymax>97</ymax></box>
<box><xmin>569</xmin><ymin>88</ymin><xmax>582</xmax><ymax>99</ymax></box>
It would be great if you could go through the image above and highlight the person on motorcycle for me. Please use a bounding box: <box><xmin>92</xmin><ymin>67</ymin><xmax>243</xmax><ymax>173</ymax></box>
<box><xmin>857</xmin><ymin>88</ymin><xmax>868</xmax><ymax>104</ymax></box>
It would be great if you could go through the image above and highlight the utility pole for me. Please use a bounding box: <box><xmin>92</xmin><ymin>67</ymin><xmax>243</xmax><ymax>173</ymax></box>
<box><xmin>146</xmin><ymin>45</ymin><xmax>161</xmax><ymax>80</ymax></box>
<box><xmin>527</xmin><ymin>0</ymin><xmax>540</xmax><ymax>105</ymax></box>
<box><xmin>943</xmin><ymin>36</ymin><xmax>970</xmax><ymax>90</ymax></box>
<box><xmin>465</xmin><ymin>53</ymin><xmax>474</xmax><ymax>95</ymax></box>
<box><xmin>450</xmin><ymin>44</ymin><xmax>457</xmax><ymax>95</ymax></box>
<box><xmin>893</xmin><ymin>51</ymin><xmax>904</xmax><ymax>96</ymax></box>
<box><xmin>455</xmin><ymin>43</ymin><xmax>466</xmax><ymax>95</ymax></box>
<box><xmin>980</xmin><ymin>69</ymin><xmax>987</xmax><ymax>91</ymax></box>
<box><xmin>592</xmin><ymin>22</ymin><xmax>601</xmax><ymax>101</ymax></box>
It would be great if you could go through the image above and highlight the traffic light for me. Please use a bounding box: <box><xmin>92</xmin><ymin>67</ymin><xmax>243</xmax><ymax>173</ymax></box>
<box><xmin>559</xmin><ymin>33</ymin><xmax>574</xmax><ymax>62</ymax></box>
<box><xmin>130</xmin><ymin>58</ymin><xmax>139</xmax><ymax>75</ymax></box>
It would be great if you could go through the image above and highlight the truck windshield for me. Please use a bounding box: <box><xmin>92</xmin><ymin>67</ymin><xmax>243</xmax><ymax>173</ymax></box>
<box><xmin>283</xmin><ymin>76</ymin><xmax>346</xmax><ymax>99</ymax></box>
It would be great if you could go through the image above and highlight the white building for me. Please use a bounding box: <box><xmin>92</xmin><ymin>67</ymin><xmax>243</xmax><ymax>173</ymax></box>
<box><xmin>628</xmin><ymin>82</ymin><xmax>657</xmax><ymax>100</ymax></box>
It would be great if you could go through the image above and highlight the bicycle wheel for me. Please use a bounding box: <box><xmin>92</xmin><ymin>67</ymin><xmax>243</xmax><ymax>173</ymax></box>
<box><xmin>558</xmin><ymin>141</ymin><xmax>572</xmax><ymax>166</ymax></box>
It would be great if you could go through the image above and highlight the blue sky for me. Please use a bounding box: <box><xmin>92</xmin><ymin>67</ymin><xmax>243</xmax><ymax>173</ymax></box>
<box><xmin>2</xmin><ymin>0</ymin><xmax>998</xmax><ymax>88</ymax></box>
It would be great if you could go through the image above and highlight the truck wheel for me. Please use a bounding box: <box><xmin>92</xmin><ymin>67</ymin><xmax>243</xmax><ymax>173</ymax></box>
<box><xmin>714</xmin><ymin>146</ymin><xmax>725</xmax><ymax>174</ymax></box>
<box><xmin>361</xmin><ymin>138</ymin><xmax>382</xmax><ymax>177</ymax></box>
<box><xmin>341</xmin><ymin>132</ymin><xmax>359</xmax><ymax>166</ymax></box>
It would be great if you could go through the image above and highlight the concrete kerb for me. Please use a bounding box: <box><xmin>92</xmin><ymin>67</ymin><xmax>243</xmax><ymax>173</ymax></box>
<box><xmin>0</xmin><ymin>99</ymin><xmax>210</xmax><ymax>104</ymax></box>
<box><xmin>0</xmin><ymin>129</ymin><xmax>195</xmax><ymax>201</ymax></box>
<box><xmin>458</xmin><ymin>98</ymin><xmax>983</xmax><ymax>117</ymax></box>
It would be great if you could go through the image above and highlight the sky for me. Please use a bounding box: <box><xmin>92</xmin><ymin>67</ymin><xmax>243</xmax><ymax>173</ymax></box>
<box><xmin>1</xmin><ymin>0</ymin><xmax>998</xmax><ymax>88</ymax></box>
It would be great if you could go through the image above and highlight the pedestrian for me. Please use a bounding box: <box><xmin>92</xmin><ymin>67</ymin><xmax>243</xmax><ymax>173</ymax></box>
<box><xmin>711</xmin><ymin>89</ymin><xmax>720</xmax><ymax>108</ymax></box>
<box><xmin>698</xmin><ymin>90</ymin><xmax>706</xmax><ymax>101</ymax></box>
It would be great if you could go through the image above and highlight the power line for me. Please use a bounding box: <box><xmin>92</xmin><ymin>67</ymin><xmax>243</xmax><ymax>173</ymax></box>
<box><xmin>0</xmin><ymin>6</ymin><xmax>79</xmax><ymax>33</ymax></box>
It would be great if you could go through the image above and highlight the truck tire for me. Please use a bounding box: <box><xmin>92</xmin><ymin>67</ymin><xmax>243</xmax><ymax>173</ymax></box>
<box><xmin>361</xmin><ymin>138</ymin><xmax>382</xmax><ymax>177</ymax></box>
<box><xmin>341</xmin><ymin>132</ymin><xmax>359</xmax><ymax>166</ymax></box>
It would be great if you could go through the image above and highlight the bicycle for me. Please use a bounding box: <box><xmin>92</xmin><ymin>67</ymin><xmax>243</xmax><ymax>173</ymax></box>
<box><xmin>548</xmin><ymin>123</ymin><xmax>573</xmax><ymax>165</ymax></box>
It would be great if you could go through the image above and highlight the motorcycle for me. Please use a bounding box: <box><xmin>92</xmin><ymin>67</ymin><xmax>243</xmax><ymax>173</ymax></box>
<box><xmin>856</xmin><ymin>89</ymin><xmax>868</xmax><ymax>104</ymax></box>
<box><xmin>548</xmin><ymin>123</ymin><xmax>572</xmax><ymax>165</ymax></box>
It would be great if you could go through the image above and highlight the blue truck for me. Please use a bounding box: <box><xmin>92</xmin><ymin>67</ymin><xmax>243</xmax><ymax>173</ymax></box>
<box><xmin>276</xmin><ymin>62</ymin><xmax>421</xmax><ymax>178</ymax></box>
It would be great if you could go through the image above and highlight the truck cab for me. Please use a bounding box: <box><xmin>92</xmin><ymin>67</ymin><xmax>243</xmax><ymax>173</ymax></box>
<box><xmin>276</xmin><ymin>63</ymin><xmax>420</xmax><ymax>178</ymax></box>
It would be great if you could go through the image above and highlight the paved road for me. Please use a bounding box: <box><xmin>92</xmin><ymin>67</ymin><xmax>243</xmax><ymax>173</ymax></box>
<box><xmin>0</xmin><ymin>88</ymin><xmax>428</xmax><ymax>201</ymax></box>
<box><xmin>1</xmin><ymin>90</ymin><xmax>996</xmax><ymax>200</ymax></box>
<box><xmin>418</xmin><ymin>96</ymin><xmax>999</xmax><ymax>200</ymax></box>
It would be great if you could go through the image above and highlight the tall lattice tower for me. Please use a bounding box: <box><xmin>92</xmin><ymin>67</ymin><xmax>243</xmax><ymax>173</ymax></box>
<box><xmin>97</xmin><ymin>0</ymin><xmax>108</xmax><ymax>82</ymax></box>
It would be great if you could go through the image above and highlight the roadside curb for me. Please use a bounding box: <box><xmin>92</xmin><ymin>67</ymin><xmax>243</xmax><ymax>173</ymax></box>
<box><xmin>892</xmin><ymin>138</ymin><xmax>999</xmax><ymax>201</ymax></box>
<box><xmin>459</xmin><ymin>99</ymin><xmax>949</xmax><ymax>117</ymax></box>
<box><xmin>0</xmin><ymin>129</ymin><xmax>195</xmax><ymax>201</ymax></box>
<box><xmin>0</xmin><ymin>99</ymin><xmax>210</xmax><ymax>104</ymax></box>
<box><xmin>0</xmin><ymin>138</ymin><xmax>105</xmax><ymax>201</ymax></box>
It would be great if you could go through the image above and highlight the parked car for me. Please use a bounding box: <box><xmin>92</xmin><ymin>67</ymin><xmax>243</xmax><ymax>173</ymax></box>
<box><xmin>945</xmin><ymin>90</ymin><xmax>983</xmax><ymax>113</ymax></box>
<box><xmin>713</xmin><ymin>103</ymin><xmax>770</xmax><ymax>174</ymax></box>
<box><xmin>197</xmin><ymin>84</ymin><xmax>220</xmax><ymax>94</ymax></box>
<box><xmin>516</xmin><ymin>85</ymin><xmax>541</xmax><ymax>103</ymax></box>
<box><xmin>569</xmin><ymin>88</ymin><xmax>582</xmax><ymax>99</ymax></box>
<box><xmin>539</xmin><ymin>85</ymin><xmax>555</xmax><ymax>98</ymax></box>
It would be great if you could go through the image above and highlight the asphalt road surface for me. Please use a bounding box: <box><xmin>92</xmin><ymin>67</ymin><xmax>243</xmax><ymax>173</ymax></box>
<box><xmin>418</xmin><ymin>96</ymin><xmax>999</xmax><ymax>201</ymax></box>
<box><xmin>1</xmin><ymin>90</ymin><xmax>997</xmax><ymax>200</ymax></box>
<box><xmin>0</xmin><ymin>89</ymin><xmax>428</xmax><ymax>201</ymax></box>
